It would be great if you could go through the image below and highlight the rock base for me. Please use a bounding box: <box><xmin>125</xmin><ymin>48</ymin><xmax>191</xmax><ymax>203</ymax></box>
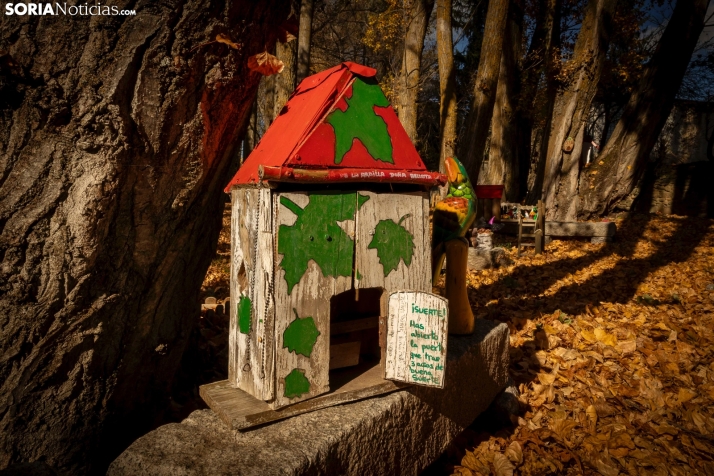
<box><xmin>108</xmin><ymin>320</ymin><xmax>510</xmax><ymax>476</ymax></box>
<box><xmin>467</xmin><ymin>247</ymin><xmax>510</xmax><ymax>271</ymax></box>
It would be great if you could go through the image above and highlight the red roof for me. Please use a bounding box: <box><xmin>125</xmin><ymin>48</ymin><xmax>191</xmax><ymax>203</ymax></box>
<box><xmin>225</xmin><ymin>62</ymin><xmax>444</xmax><ymax>190</ymax></box>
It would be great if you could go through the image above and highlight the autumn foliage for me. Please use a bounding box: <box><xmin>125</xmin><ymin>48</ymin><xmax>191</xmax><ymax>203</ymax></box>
<box><xmin>442</xmin><ymin>214</ymin><xmax>714</xmax><ymax>475</ymax></box>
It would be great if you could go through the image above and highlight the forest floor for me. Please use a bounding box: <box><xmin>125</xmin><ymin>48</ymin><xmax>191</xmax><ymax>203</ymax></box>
<box><xmin>182</xmin><ymin>208</ymin><xmax>714</xmax><ymax>476</ymax></box>
<box><xmin>430</xmin><ymin>213</ymin><xmax>714</xmax><ymax>476</ymax></box>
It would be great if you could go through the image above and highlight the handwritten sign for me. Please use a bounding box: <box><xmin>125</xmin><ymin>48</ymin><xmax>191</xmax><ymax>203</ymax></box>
<box><xmin>385</xmin><ymin>291</ymin><xmax>448</xmax><ymax>388</ymax></box>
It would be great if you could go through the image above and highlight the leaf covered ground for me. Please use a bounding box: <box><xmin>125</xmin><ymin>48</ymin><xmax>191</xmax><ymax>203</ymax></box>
<box><xmin>440</xmin><ymin>214</ymin><xmax>714</xmax><ymax>476</ymax></box>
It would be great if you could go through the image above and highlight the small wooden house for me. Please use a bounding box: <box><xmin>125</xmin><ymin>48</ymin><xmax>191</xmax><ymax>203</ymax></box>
<box><xmin>224</xmin><ymin>62</ymin><xmax>445</xmax><ymax>410</ymax></box>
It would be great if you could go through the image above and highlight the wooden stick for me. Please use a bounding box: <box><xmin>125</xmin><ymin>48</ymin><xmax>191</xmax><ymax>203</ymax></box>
<box><xmin>444</xmin><ymin>239</ymin><xmax>474</xmax><ymax>335</ymax></box>
<box><xmin>492</xmin><ymin>197</ymin><xmax>502</xmax><ymax>222</ymax></box>
<box><xmin>258</xmin><ymin>165</ymin><xmax>446</xmax><ymax>186</ymax></box>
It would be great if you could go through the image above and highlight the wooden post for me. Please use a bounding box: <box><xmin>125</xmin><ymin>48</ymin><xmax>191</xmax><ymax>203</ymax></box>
<box><xmin>444</xmin><ymin>239</ymin><xmax>474</xmax><ymax>334</ymax></box>
<box><xmin>536</xmin><ymin>200</ymin><xmax>545</xmax><ymax>232</ymax></box>
<box><xmin>537</xmin><ymin>199</ymin><xmax>546</xmax><ymax>248</ymax></box>
<box><xmin>475</xmin><ymin>198</ymin><xmax>484</xmax><ymax>222</ymax></box>
<box><xmin>492</xmin><ymin>198</ymin><xmax>502</xmax><ymax>222</ymax></box>
<box><xmin>483</xmin><ymin>198</ymin><xmax>492</xmax><ymax>221</ymax></box>
<box><xmin>517</xmin><ymin>208</ymin><xmax>523</xmax><ymax>256</ymax></box>
<box><xmin>534</xmin><ymin>229</ymin><xmax>543</xmax><ymax>255</ymax></box>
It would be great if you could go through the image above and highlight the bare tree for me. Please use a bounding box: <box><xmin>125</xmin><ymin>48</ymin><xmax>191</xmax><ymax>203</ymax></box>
<box><xmin>274</xmin><ymin>37</ymin><xmax>298</xmax><ymax>118</ymax></box>
<box><xmin>520</xmin><ymin>0</ymin><xmax>562</xmax><ymax>203</ymax></box>
<box><xmin>297</xmin><ymin>0</ymin><xmax>315</xmax><ymax>82</ymax></box>
<box><xmin>244</xmin><ymin>99</ymin><xmax>259</xmax><ymax>160</ymax></box>
<box><xmin>436</xmin><ymin>0</ymin><xmax>458</xmax><ymax>172</ymax></box>
<box><xmin>541</xmin><ymin>0</ymin><xmax>617</xmax><ymax>220</ymax></box>
<box><xmin>397</xmin><ymin>0</ymin><xmax>435</xmax><ymax>142</ymax></box>
<box><xmin>483</xmin><ymin>2</ymin><xmax>524</xmax><ymax>200</ymax></box>
<box><xmin>459</xmin><ymin>0</ymin><xmax>510</xmax><ymax>182</ymax></box>
<box><xmin>258</xmin><ymin>73</ymin><xmax>277</xmax><ymax>126</ymax></box>
<box><xmin>579</xmin><ymin>0</ymin><xmax>710</xmax><ymax>217</ymax></box>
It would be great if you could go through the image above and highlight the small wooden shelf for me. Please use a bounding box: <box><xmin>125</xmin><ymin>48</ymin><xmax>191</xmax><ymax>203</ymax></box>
<box><xmin>200</xmin><ymin>362</ymin><xmax>409</xmax><ymax>431</ymax></box>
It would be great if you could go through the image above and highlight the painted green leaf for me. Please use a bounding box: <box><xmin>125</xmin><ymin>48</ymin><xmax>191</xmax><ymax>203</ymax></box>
<box><xmin>326</xmin><ymin>78</ymin><xmax>393</xmax><ymax>164</ymax></box>
<box><xmin>284</xmin><ymin>368</ymin><xmax>310</xmax><ymax>399</ymax></box>
<box><xmin>283</xmin><ymin>309</ymin><xmax>320</xmax><ymax>357</ymax></box>
<box><xmin>278</xmin><ymin>193</ymin><xmax>369</xmax><ymax>294</ymax></box>
<box><xmin>368</xmin><ymin>215</ymin><xmax>415</xmax><ymax>276</ymax></box>
<box><xmin>237</xmin><ymin>295</ymin><xmax>252</xmax><ymax>334</ymax></box>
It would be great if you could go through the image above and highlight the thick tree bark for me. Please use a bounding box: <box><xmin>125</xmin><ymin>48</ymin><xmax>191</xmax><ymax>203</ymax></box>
<box><xmin>578</xmin><ymin>0</ymin><xmax>709</xmax><ymax>218</ymax></box>
<box><xmin>436</xmin><ymin>0</ymin><xmax>457</xmax><ymax>173</ymax></box>
<box><xmin>0</xmin><ymin>1</ymin><xmax>288</xmax><ymax>473</ymax></box>
<box><xmin>274</xmin><ymin>38</ymin><xmax>298</xmax><ymax>119</ymax></box>
<box><xmin>397</xmin><ymin>0</ymin><xmax>435</xmax><ymax>143</ymax></box>
<box><xmin>483</xmin><ymin>3</ymin><xmax>523</xmax><ymax>201</ymax></box>
<box><xmin>459</xmin><ymin>0</ymin><xmax>510</xmax><ymax>182</ymax></box>
<box><xmin>296</xmin><ymin>0</ymin><xmax>315</xmax><ymax>83</ymax></box>
<box><xmin>520</xmin><ymin>0</ymin><xmax>561</xmax><ymax>203</ymax></box>
<box><xmin>542</xmin><ymin>0</ymin><xmax>617</xmax><ymax>220</ymax></box>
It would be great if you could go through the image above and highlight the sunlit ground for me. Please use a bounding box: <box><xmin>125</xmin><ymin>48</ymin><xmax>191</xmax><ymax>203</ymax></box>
<box><xmin>437</xmin><ymin>214</ymin><xmax>714</xmax><ymax>475</ymax></box>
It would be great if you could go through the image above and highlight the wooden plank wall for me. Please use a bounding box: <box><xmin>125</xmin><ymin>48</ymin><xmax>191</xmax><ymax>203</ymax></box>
<box><xmin>354</xmin><ymin>191</ymin><xmax>430</xmax><ymax>293</ymax></box>
<box><xmin>229</xmin><ymin>187</ymin><xmax>275</xmax><ymax>401</ymax></box>
<box><xmin>272</xmin><ymin>192</ymin><xmax>355</xmax><ymax>409</ymax></box>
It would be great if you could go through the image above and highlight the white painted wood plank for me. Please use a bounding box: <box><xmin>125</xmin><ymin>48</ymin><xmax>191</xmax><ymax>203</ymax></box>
<box><xmin>354</xmin><ymin>192</ymin><xmax>430</xmax><ymax>294</ymax></box>
<box><xmin>230</xmin><ymin>187</ymin><xmax>274</xmax><ymax>401</ymax></box>
<box><xmin>272</xmin><ymin>192</ymin><xmax>356</xmax><ymax>409</ymax></box>
<box><xmin>228</xmin><ymin>189</ymin><xmax>246</xmax><ymax>389</ymax></box>
<box><xmin>385</xmin><ymin>291</ymin><xmax>448</xmax><ymax>388</ymax></box>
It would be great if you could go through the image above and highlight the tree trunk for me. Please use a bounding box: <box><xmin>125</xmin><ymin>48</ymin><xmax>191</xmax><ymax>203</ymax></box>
<box><xmin>483</xmin><ymin>3</ymin><xmax>524</xmax><ymax>201</ymax></box>
<box><xmin>578</xmin><ymin>0</ymin><xmax>708</xmax><ymax>218</ymax></box>
<box><xmin>397</xmin><ymin>0</ymin><xmax>435</xmax><ymax>143</ymax></box>
<box><xmin>274</xmin><ymin>39</ymin><xmax>298</xmax><ymax>119</ymax></box>
<box><xmin>436</xmin><ymin>0</ymin><xmax>457</xmax><ymax>173</ymax></box>
<box><xmin>259</xmin><ymin>73</ymin><xmax>277</xmax><ymax>127</ymax></box>
<box><xmin>0</xmin><ymin>2</ymin><xmax>288</xmax><ymax>473</ymax></box>
<box><xmin>542</xmin><ymin>0</ymin><xmax>617</xmax><ymax>220</ymax></box>
<box><xmin>296</xmin><ymin>0</ymin><xmax>315</xmax><ymax>83</ymax></box>
<box><xmin>244</xmin><ymin>99</ymin><xmax>259</xmax><ymax>160</ymax></box>
<box><xmin>519</xmin><ymin>0</ymin><xmax>561</xmax><ymax>203</ymax></box>
<box><xmin>459</xmin><ymin>0</ymin><xmax>510</xmax><ymax>182</ymax></box>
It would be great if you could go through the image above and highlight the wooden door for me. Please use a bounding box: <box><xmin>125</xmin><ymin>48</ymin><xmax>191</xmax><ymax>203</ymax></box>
<box><xmin>272</xmin><ymin>191</ymin><xmax>358</xmax><ymax>408</ymax></box>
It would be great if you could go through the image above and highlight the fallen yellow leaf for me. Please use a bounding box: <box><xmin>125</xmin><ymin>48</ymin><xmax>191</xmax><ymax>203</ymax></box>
<box><xmin>581</xmin><ymin>329</ymin><xmax>597</xmax><ymax>343</ymax></box>
<box><xmin>538</xmin><ymin>372</ymin><xmax>556</xmax><ymax>386</ymax></box>
<box><xmin>617</xmin><ymin>340</ymin><xmax>637</xmax><ymax>355</ymax></box>
<box><xmin>586</xmin><ymin>404</ymin><xmax>598</xmax><ymax>431</ymax></box>
<box><xmin>492</xmin><ymin>452</ymin><xmax>515</xmax><ymax>476</ymax></box>
<box><xmin>678</xmin><ymin>388</ymin><xmax>697</xmax><ymax>404</ymax></box>
<box><xmin>504</xmin><ymin>441</ymin><xmax>523</xmax><ymax>465</ymax></box>
<box><xmin>594</xmin><ymin>327</ymin><xmax>618</xmax><ymax>346</ymax></box>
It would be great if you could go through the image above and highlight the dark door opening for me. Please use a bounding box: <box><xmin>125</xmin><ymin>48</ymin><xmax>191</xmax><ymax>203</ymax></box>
<box><xmin>328</xmin><ymin>287</ymin><xmax>383</xmax><ymax>385</ymax></box>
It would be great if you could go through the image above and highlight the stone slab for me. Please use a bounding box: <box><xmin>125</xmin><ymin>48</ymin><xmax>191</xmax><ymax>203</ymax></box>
<box><xmin>467</xmin><ymin>247</ymin><xmax>510</xmax><ymax>271</ymax></box>
<box><xmin>108</xmin><ymin>319</ymin><xmax>509</xmax><ymax>476</ymax></box>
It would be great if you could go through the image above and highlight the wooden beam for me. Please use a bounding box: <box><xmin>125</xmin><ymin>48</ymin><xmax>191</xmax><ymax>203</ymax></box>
<box><xmin>330</xmin><ymin>316</ymin><xmax>379</xmax><ymax>335</ymax></box>
<box><xmin>329</xmin><ymin>342</ymin><xmax>361</xmax><ymax>370</ymax></box>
